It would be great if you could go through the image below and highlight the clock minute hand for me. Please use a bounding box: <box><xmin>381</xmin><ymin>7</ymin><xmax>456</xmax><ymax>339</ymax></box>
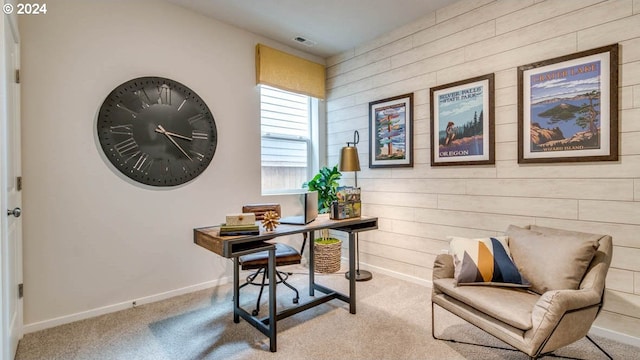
<box><xmin>156</xmin><ymin>125</ymin><xmax>193</xmax><ymax>161</ymax></box>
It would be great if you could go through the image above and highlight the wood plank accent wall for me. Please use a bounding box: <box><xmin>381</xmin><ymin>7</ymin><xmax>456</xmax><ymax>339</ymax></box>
<box><xmin>325</xmin><ymin>0</ymin><xmax>640</xmax><ymax>341</ymax></box>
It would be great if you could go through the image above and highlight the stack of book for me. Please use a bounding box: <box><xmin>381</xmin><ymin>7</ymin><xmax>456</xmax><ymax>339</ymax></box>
<box><xmin>219</xmin><ymin>213</ymin><xmax>259</xmax><ymax>236</ymax></box>
<box><xmin>219</xmin><ymin>224</ymin><xmax>259</xmax><ymax>236</ymax></box>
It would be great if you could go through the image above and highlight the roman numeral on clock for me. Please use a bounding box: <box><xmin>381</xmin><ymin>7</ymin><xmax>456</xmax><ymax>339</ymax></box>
<box><xmin>113</xmin><ymin>137</ymin><xmax>139</xmax><ymax>156</ymax></box>
<box><xmin>133</xmin><ymin>153</ymin><xmax>153</xmax><ymax>173</ymax></box>
<box><xmin>136</xmin><ymin>89</ymin><xmax>152</xmax><ymax>109</ymax></box>
<box><xmin>187</xmin><ymin>113</ymin><xmax>205</xmax><ymax>125</ymax></box>
<box><xmin>177</xmin><ymin>99</ymin><xmax>187</xmax><ymax>112</ymax></box>
<box><xmin>109</xmin><ymin>124</ymin><xmax>133</xmax><ymax>135</ymax></box>
<box><xmin>158</xmin><ymin>84</ymin><xmax>171</xmax><ymax>105</ymax></box>
<box><xmin>192</xmin><ymin>130</ymin><xmax>208</xmax><ymax>140</ymax></box>
<box><xmin>190</xmin><ymin>150</ymin><xmax>205</xmax><ymax>161</ymax></box>
<box><xmin>116</xmin><ymin>103</ymin><xmax>138</xmax><ymax>118</ymax></box>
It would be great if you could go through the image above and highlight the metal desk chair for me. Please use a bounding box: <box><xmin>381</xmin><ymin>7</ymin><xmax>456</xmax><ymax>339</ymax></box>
<box><xmin>238</xmin><ymin>204</ymin><xmax>307</xmax><ymax>316</ymax></box>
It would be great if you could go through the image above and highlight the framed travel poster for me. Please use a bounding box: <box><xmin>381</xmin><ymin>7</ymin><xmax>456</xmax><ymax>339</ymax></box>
<box><xmin>430</xmin><ymin>74</ymin><xmax>495</xmax><ymax>166</ymax></box>
<box><xmin>518</xmin><ymin>44</ymin><xmax>619</xmax><ymax>164</ymax></box>
<box><xmin>369</xmin><ymin>93</ymin><xmax>413</xmax><ymax>168</ymax></box>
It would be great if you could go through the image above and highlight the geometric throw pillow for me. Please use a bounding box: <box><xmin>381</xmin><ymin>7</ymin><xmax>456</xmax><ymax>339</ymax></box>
<box><xmin>449</xmin><ymin>236</ymin><xmax>530</xmax><ymax>288</ymax></box>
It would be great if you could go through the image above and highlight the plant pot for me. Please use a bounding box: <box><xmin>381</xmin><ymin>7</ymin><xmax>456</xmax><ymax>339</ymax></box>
<box><xmin>313</xmin><ymin>238</ymin><xmax>342</xmax><ymax>273</ymax></box>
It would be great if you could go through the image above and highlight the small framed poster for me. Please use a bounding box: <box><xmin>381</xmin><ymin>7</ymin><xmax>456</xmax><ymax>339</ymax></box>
<box><xmin>369</xmin><ymin>93</ymin><xmax>413</xmax><ymax>168</ymax></box>
<box><xmin>430</xmin><ymin>74</ymin><xmax>495</xmax><ymax>166</ymax></box>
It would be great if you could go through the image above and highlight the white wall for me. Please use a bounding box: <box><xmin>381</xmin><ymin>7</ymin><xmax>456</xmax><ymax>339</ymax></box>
<box><xmin>326</xmin><ymin>0</ymin><xmax>640</xmax><ymax>343</ymax></box>
<box><xmin>19</xmin><ymin>0</ymin><xmax>322</xmax><ymax>330</ymax></box>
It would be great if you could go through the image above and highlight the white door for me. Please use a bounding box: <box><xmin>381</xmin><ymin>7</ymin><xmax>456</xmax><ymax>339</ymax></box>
<box><xmin>1</xmin><ymin>10</ymin><xmax>22</xmax><ymax>360</ymax></box>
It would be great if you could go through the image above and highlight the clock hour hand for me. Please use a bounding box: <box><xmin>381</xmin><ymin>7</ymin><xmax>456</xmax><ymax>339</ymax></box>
<box><xmin>156</xmin><ymin>125</ymin><xmax>192</xmax><ymax>161</ymax></box>
<box><xmin>154</xmin><ymin>128</ymin><xmax>192</xmax><ymax>141</ymax></box>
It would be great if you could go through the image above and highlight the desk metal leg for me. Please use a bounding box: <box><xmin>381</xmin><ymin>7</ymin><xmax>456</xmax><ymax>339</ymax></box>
<box><xmin>309</xmin><ymin>231</ymin><xmax>315</xmax><ymax>296</ymax></box>
<box><xmin>233</xmin><ymin>257</ymin><xmax>240</xmax><ymax>323</ymax></box>
<box><xmin>268</xmin><ymin>247</ymin><xmax>277</xmax><ymax>352</ymax></box>
<box><xmin>349</xmin><ymin>231</ymin><xmax>356</xmax><ymax>314</ymax></box>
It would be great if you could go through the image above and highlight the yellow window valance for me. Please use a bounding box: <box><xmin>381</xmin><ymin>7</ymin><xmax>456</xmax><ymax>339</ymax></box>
<box><xmin>255</xmin><ymin>44</ymin><xmax>326</xmax><ymax>99</ymax></box>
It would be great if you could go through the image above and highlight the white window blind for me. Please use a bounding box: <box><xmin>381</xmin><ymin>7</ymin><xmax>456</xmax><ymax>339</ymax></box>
<box><xmin>261</xmin><ymin>85</ymin><xmax>312</xmax><ymax>193</ymax></box>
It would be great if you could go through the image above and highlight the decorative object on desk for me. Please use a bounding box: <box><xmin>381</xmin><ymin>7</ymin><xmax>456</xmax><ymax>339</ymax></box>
<box><xmin>369</xmin><ymin>93</ymin><xmax>413</xmax><ymax>168</ymax></box>
<box><xmin>303</xmin><ymin>165</ymin><xmax>341</xmax><ymax>214</ymax></box>
<box><xmin>242</xmin><ymin>203</ymin><xmax>281</xmax><ymax>220</ymax></box>
<box><xmin>339</xmin><ymin>130</ymin><xmax>372</xmax><ymax>282</ymax></box>
<box><xmin>261</xmin><ymin>210</ymin><xmax>280</xmax><ymax>232</ymax></box>
<box><xmin>331</xmin><ymin>186</ymin><xmax>361</xmax><ymax>220</ymax></box>
<box><xmin>314</xmin><ymin>229</ymin><xmax>342</xmax><ymax>273</ymax></box>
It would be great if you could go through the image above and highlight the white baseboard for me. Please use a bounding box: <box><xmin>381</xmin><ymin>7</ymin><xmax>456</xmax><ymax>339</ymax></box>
<box><xmin>23</xmin><ymin>276</ymin><xmax>230</xmax><ymax>334</ymax></box>
<box><xmin>589</xmin><ymin>325</ymin><xmax>640</xmax><ymax>348</ymax></box>
<box><xmin>355</xmin><ymin>261</ymin><xmax>431</xmax><ymax>287</ymax></box>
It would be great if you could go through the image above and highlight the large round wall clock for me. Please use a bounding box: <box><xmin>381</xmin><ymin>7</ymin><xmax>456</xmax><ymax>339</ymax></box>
<box><xmin>97</xmin><ymin>77</ymin><xmax>217</xmax><ymax>187</ymax></box>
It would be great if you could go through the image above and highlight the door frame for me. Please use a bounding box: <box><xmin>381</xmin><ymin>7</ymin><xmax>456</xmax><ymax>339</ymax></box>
<box><xmin>1</xmin><ymin>9</ymin><xmax>22</xmax><ymax>360</ymax></box>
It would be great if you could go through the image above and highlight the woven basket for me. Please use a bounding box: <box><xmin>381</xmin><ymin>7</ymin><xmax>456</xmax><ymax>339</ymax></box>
<box><xmin>314</xmin><ymin>239</ymin><xmax>342</xmax><ymax>273</ymax></box>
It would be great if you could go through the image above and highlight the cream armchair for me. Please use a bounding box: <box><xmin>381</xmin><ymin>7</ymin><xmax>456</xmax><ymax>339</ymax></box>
<box><xmin>431</xmin><ymin>225</ymin><xmax>613</xmax><ymax>359</ymax></box>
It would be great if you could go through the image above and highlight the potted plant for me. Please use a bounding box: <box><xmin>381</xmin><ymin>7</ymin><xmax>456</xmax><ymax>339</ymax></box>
<box><xmin>303</xmin><ymin>165</ymin><xmax>341</xmax><ymax>214</ymax></box>
<box><xmin>304</xmin><ymin>165</ymin><xmax>343</xmax><ymax>273</ymax></box>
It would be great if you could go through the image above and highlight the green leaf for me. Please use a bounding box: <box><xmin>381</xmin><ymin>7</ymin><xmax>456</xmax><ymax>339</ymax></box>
<box><xmin>304</xmin><ymin>165</ymin><xmax>342</xmax><ymax>213</ymax></box>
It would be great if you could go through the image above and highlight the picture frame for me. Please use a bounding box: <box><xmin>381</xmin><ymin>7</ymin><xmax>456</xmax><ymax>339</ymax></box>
<box><xmin>430</xmin><ymin>74</ymin><xmax>495</xmax><ymax>166</ymax></box>
<box><xmin>517</xmin><ymin>44</ymin><xmax>619</xmax><ymax>164</ymax></box>
<box><xmin>368</xmin><ymin>93</ymin><xmax>413</xmax><ymax>168</ymax></box>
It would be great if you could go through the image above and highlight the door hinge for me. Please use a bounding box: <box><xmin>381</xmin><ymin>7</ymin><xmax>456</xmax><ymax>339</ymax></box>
<box><xmin>15</xmin><ymin>69</ymin><xmax>20</xmax><ymax>84</ymax></box>
<box><xmin>18</xmin><ymin>283</ymin><xmax>23</xmax><ymax>298</ymax></box>
<box><xmin>17</xmin><ymin>176</ymin><xmax>22</xmax><ymax>191</ymax></box>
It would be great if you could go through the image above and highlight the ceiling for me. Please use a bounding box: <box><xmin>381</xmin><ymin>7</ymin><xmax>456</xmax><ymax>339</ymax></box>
<box><xmin>166</xmin><ymin>0</ymin><xmax>458</xmax><ymax>59</ymax></box>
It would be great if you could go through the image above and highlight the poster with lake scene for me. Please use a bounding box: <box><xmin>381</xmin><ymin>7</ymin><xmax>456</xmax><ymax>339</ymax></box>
<box><xmin>518</xmin><ymin>44</ymin><xmax>618</xmax><ymax>163</ymax></box>
<box><xmin>369</xmin><ymin>93</ymin><xmax>413</xmax><ymax>168</ymax></box>
<box><xmin>430</xmin><ymin>74</ymin><xmax>494</xmax><ymax>166</ymax></box>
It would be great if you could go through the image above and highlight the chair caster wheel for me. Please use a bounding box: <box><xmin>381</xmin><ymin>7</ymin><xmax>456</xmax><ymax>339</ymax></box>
<box><xmin>293</xmin><ymin>298</ymin><xmax>299</xmax><ymax>304</ymax></box>
<box><xmin>252</xmin><ymin>310</ymin><xmax>259</xmax><ymax>316</ymax></box>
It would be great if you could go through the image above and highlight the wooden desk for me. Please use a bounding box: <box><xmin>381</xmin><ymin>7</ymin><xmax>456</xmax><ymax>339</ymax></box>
<box><xmin>194</xmin><ymin>214</ymin><xmax>378</xmax><ymax>352</ymax></box>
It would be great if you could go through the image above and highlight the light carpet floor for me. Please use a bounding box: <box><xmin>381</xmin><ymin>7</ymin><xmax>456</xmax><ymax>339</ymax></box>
<box><xmin>15</xmin><ymin>265</ymin><xmax>640</xmax><ymax>359</ymax></box>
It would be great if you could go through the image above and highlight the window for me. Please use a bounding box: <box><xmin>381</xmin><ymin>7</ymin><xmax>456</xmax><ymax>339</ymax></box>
<box><xmin>260</xmin><ymin>85</ymin><xmax>317</xmax><ymax>194</ymax></box>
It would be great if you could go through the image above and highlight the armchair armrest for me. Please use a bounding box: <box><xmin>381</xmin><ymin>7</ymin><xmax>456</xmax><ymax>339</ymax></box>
<box><xmin>533</xmin><ymin>288</ymin><xmax>601</xmax><ymax>318</ymax></box>
<box><xmin>529</xmin><ymin>287</ymin><xmax>602</xmax><ymax>351</ymax></box>
<box><xmin>433</xmin><ymin>254</ymin><xmax>454</xmax><ymax>280</ymax></box>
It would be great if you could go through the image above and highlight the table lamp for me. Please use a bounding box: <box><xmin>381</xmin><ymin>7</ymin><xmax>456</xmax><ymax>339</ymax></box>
<box><xmin>339</xmin><ymin>130</ymin><xmax>372</xmax><ymax>281</ymax></box>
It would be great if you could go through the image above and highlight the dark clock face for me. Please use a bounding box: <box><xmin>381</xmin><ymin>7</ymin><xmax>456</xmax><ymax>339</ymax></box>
<box><xmin>97</xmin><ymin>77</ymin><xmax>217</xmax><ymax>187</ymax></box>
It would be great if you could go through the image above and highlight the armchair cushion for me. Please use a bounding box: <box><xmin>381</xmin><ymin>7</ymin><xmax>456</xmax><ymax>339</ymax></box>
<box><xmin>449</xmin><ymin>236</ymin><xmax>530</xmax><ymax>287</ymax></box>
<box><xmin>506</xmin><ymin>225</ymin><xmax>600</xmax><ymax>295</ymax></box>
<box><xmin>433</xmin><ymin>277</ymin><xmax>539</xmax><ymax>330</ymax></box>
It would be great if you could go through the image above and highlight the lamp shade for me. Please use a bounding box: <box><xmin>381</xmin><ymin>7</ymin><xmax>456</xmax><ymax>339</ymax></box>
<box><xmin>339</xmin><ymin>146</ymin><xmax>361</xmax><ymax>172</ymax></box>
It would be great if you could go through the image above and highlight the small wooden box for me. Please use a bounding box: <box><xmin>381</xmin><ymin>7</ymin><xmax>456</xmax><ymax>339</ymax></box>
<box><xmin>225</xmin><ymin>213</ymin><xmax>256</xmax><ymax>226</ymax></box>
<box><xmin>242</xmin><ymin>203</ymin><xmax>281</xmax><ymax>220</ymax></box>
